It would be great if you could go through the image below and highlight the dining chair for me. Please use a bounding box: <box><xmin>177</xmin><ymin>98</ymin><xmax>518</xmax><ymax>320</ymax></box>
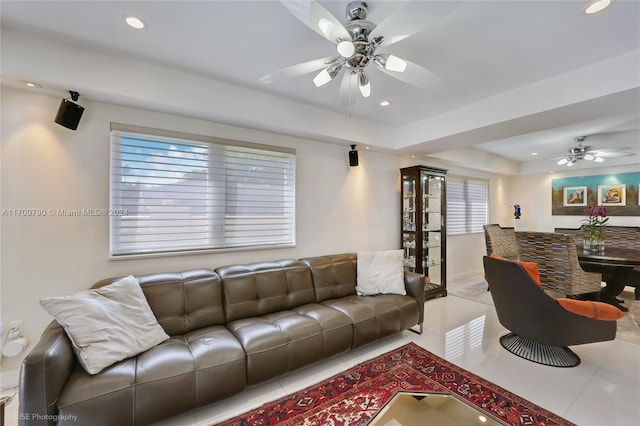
<box><xmin>515</xmin><ymin>231</ymin><xmax>602</xmax><ymax>297</ymax></box>
<box><xmin>603</xmin><ymin>226</ymin><xmax>640</xmax><ymax>249</ymax></box>
<box><xmin>483</xmin><ymin>255</ymin><xmax>617</xmax><ymax>367</ymax></box>
<box><xmin>556</xmin><ymin>226</ymin><xmax>640</xmax><ymax>299</ymax></box>
<box><xmin>483</xmin><ymin>224</ymin><xmax>518</xmax><ymax>260</ymax></box>
<box><xmin>554</xmin><ymin>226</ymin><xmax>585</xmax><ymax>245</ymax></box>
<box><xmin>601</xmin><ymin>226</ymin><xmax>640</xmax><ymax>300</ymax></box>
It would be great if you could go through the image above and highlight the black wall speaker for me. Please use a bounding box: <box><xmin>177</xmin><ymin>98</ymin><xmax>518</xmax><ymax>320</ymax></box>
<box><xmin>55</xmin><ymin>98</ymin><xmax>84</xmax><ymax>130</ymax></box>
<box><xmin>349</xmin><ymin>145</ymin><xmax>359</xmax><ymax>167</ymax></box>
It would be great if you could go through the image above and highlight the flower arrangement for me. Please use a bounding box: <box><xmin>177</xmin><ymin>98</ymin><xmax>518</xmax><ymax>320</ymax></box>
<box><xmin>582</xmin><ymin>205</ymin><xmax>608</xmax><ymax>241</ymax></box>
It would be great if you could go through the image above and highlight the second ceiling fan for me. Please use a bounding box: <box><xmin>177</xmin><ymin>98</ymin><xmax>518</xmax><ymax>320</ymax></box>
<box><xmin>556</xmin><ymin>136</ymin><xmax>635</xmax><ymax>167</ymax></box>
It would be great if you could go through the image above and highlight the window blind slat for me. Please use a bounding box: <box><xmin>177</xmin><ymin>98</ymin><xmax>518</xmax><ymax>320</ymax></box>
<box><xmin>111</xmin><ymin>130</ymin><xmax>296</xmax><ymax>256</ymax></box>
<box><xmin>446</xmin><ymin>177</ymin><xmax>488</xmax><ymax>235</ymax></box>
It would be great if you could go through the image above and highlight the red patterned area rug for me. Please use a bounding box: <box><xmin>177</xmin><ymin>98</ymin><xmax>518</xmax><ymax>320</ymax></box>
<box><xmin>214</xmin><ymin>342</ymin><xmax>574</xmax><ymax>426</ymax></box>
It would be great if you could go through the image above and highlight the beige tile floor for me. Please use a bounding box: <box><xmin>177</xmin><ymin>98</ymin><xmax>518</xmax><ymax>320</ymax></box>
<box><xmin>3</xmin><ymin>276</ymin><xmax>639</xmax><ymax>425</ymax></box>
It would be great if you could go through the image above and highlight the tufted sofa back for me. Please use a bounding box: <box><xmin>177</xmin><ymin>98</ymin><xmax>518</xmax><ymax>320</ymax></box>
<box><xmin>216</xmin><ymin>259</ymin><xmax>316</xmax><ymax>322</ymax></box>
<box><xmin>300</xmin><ymin>253</ymin><xmax>357</xmax><ymax>302</ymax></box>
<box><xmin>92</xmin><ymin>269</ymin><xmax>224</xmax><ymax>336</ymax></box>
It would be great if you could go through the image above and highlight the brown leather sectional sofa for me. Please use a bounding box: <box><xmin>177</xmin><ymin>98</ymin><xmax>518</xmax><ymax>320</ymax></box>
<box><xmin>19</xmin><ymin>253</ymin><xmax>425</xmax><ymax>425</ymax></box>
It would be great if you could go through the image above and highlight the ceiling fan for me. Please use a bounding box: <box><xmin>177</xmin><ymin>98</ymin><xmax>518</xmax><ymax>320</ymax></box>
<box><xmin>556</xmin><ymin>136</ymin><xmax>635</xmax><ymax>167</ymax></box>
<box><xmin>260</xmin><ymin>0</ymin><xmax>454</xmax><ymax>106</ymax></box>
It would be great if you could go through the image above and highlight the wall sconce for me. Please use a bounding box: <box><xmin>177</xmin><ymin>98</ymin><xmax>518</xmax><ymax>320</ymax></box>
<box><xmin>349</xmin><ymin>144</ymin><xmax>359</xmax><ymax>167</ymax></box>
<box><xmin>55</xmin><ymin>90</ymin><xmax>85</xmax><ymax>130</ymax></box>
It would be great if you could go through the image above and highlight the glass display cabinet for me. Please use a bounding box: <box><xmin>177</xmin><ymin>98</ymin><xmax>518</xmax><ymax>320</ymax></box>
<box><xmin>401</xmin><ymin>166</ymin><xmax>447</xmax><ymax>300</ymax></box>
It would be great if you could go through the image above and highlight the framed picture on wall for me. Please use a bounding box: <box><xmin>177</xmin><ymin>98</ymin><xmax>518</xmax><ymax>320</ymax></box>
<box><xmin>598</xmin><ymin>184</ymin><xmax>626</xmax><ymax>206</ymax></box>
<box><xmin>563</xmin><ymin>186</ymin><xmax>587</xmax><ymax>206</ymax></box>
<box><xmin>552</xmin><ymin>172</ymin><xmax>639</xmax><ymax>216</ymax></box>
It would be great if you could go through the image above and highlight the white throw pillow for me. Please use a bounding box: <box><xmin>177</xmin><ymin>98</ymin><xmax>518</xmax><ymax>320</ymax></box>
<box><xmin>40</xmin><ymin>276</ymin><xmax>170</xmax><ymax>375</ymax></box>
<box><xmin>356</xmin><ymin>250</ymin><xmax>406</xmax><ymax>296</ymax></box>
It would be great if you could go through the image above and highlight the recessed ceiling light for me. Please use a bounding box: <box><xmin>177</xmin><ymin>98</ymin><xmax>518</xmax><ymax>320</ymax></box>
<box><xmin>380</xmin><ymin>100</ymin><xmax>391</xmax><ymax>107</ymax></box>
<box><xmin>530</xmin><ymin>152</ymin><xmax>538</xmax><ymax>156</ymax></box>
<box><xmin>585</xmin><ymin>0</ymin><xmax>612</xmax><ymax>14</ymax></box>
<box><xmin>22</xmin><ymin>81</ymin><xmax>42</xmax><ymax>89</ymax></box>
<box><xmin>125</xmin><ymin>16</ymin><xmax>145</xmax><ymax>29</ymax></box>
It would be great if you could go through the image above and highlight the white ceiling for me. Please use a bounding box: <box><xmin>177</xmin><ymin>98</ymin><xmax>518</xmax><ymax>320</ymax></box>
<box><xmin>1</xmin><ymin>0</ymin><xmax>639</xmax><ymax>174</ymax></box>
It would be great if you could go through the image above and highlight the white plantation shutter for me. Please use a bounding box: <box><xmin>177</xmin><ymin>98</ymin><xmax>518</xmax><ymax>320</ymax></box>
<box><xmin>110</xmin><ymin>124</ymin><xmax>295</xmax><ymax>256</ymax></box>
<box><xmin>446</xmin><ymin>177</ymin><xmax>488</xmax><ymax>235</ymax></box>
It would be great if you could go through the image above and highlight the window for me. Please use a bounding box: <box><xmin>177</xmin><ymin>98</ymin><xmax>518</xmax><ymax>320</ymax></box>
<box><xmin>110</xmin><ymin>124</ymin><xmax>295</xmax><ymax>256</ymax></box>
<box><xmin>446</xmin><ymin>176</ymin><xmax>488</xmax><ymax>235</ymax></box>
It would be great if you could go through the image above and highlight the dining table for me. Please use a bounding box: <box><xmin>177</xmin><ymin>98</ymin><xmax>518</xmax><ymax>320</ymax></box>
<box><xmin>577</xmin><ymin>245</ymin><xmax>640</xmax><ymax>312</ymax></box>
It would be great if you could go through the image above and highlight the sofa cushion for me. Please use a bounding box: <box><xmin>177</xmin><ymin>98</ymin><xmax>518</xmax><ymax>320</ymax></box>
<box><xmin>356</xmin><ymin>250</ymin><xmax>406</xmax><ymax>295</ymax></box>
<box><xmin>300</xmin><ymin>254</ymin><xmax>357</xmax><ymax>302</ymax></box>
<box><xmin>217</xmin><ymin>260</ymin><xmax>316</xmax><ymax>322</ymax></box>
<box><xmin>91</xmin><ymin>269</ymin><xmax>225</xmax><ymax>336</ymax></box>
<box><xmin>40</xmin><ymin>276</ymin><xmax>169</xmax><ymax>375</ymax></box>
<box><xmin>226</xmin><ymin>310</ymin><xmax>325</xmax><ymax>385</ymax></box>
<box><xmin>293</xmin><ymin>303</ymin><xmax>353</xmax><ymax>358</ymax></box>
<box><xmin>56</xmin><ymin>325</ymin><xmax>246</xmax><ymax>425</ymax></box>
<box><xmin>322</xmin><ymin>294</ymin><xmax>418</xmax><ymax>348</ymax></box>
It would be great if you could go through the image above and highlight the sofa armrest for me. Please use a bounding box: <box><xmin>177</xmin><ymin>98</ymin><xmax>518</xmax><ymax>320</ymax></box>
<box><xmin>19</xmin><ymin>322</ymin><xmax>75</xmax><ymax>426</ymax></box>
<box><xmin>404</xmin><ymin>272</ymin><xmax>426</xmax><ymax>326</ymax></box>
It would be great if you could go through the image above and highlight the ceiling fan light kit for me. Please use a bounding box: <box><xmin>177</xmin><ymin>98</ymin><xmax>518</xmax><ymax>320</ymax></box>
<box><xmin>313</xmin><ymin>63</ymin><xmax>341</xmax><ymax>87</ymax></box>
<box><xmin>556</xmin><ymin>135</ymin><xmax>633</xmax><ymax>167</ymax></box>
<box><xmin>557</xmin><ymin>136</ymin><xmax>602</xmax><ymax>166</ymax></box>
<box><xmin>357</xmin><ymin>69</ymin><xmax>370</xmax><ymax>97</ymax></box>
<box><xmin>585</xmin><ymin>0</ymin><xmax>612</xmax><ymax>15</ymax></box>
<box><xmin>337</xmin><ymin>40</ymin><xmax>355</xmax><ymax>57</ymax></box>
<box><xmin>268</xmin><ymin>0</ymin><xmax>433</xmax><ymax>105</ymax></box>
<box><xmin>374</xmin><ymin>54</ymin><xmax>407</xmax><ymax>72</ymax></box>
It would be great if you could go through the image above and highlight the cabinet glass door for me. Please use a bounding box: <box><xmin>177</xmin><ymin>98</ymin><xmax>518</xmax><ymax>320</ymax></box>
<box><xmin>422</xmin><ymin>174</ymin><xmax>443</xmax><ymax>287</ymax></box>
<box><xmin>402</xmin><ymin>174</ymin><xmax>417</xmax><ymax>271</ymax></box>
<box><xmin>401</xmin><ymin>166</ymin><xmax>447</xmax><ymax>300</ymax></box>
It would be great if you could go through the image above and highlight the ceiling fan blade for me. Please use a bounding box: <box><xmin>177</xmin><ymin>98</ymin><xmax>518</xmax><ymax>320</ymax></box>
<box><xmin>280</xmin><ymin>0</ymin><xmax>351</xmax><ymax>44</ymax></box>
<box><xmin>369</xmin><ymin>1</ymin><xmax>462</xmax><ymax>47</ymax></box>
<box><xmin>339</xmin><ymin>71</ymin><xmax>357</xmax><ymax>107</ymax></box>
<box><xmin>259</xmin><ymin>56</ymin><xmax>339</xmax><ymax>83</ymax></box>
<box><xmin>374</xmin><ymin>57</ymin><xmax>444</xmax><ymax>90</ymax></box>
<box><xmin>588</xmin><ymin>148</ymin><xmax>635</xmax><ymax>158</ymax></box>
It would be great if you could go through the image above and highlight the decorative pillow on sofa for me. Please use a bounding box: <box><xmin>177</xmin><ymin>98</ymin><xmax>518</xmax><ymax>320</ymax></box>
<box><xmin>356</xmin><ymin>250</ymin><xmax>406</xmax><ymax>296</ymax></box>
<box><xmin>40</xmin><ymin>276</ymin><xmax>170</xmax><ymax>375</ymax></box>
<box><xmin>489</xmin><ymin>253</ymin><xmax>542</xmax><ymax>288</ymax></box>
<box><xmin>557</xmin><ymin>298</ymin><xmax>624</xmax><ymax>321</ymax></box>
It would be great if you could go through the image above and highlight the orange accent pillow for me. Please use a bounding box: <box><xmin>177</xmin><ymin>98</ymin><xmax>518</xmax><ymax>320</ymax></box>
<box><xmin>489</xmin><ymin>253</ymin><xmax>542</xmax><ymax>288</ymax></box>
<box><xmin>557</xmin><ymin>298</ymin><xmax>624</xmax><ymax>321</ymax></box>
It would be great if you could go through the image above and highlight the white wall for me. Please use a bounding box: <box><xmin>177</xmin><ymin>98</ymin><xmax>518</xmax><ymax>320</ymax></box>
<box><xmin>511</xmin><ymin>166</ymin><xmax>640</xmax><ymax>232</ymax></box>
<box><xmin>1</xmin><ymin>86</ymin><xmax>503</xmax><ymax>371</ymax></box>
<box><xmin>10</xmin><ymin>86</ymin><xmax>620</xmax><ymax>372</ymax></box>
<box><xmin>443</xmin><ymin>170</ymin><xmax>511</xmax><ymax>281</ymax></box>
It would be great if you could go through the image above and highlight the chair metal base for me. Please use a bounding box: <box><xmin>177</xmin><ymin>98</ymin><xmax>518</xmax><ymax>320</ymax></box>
<box><xmin>499</xmin><ymin>333</ymin><xmax>581</xmax><ymax>367</ymax></box>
